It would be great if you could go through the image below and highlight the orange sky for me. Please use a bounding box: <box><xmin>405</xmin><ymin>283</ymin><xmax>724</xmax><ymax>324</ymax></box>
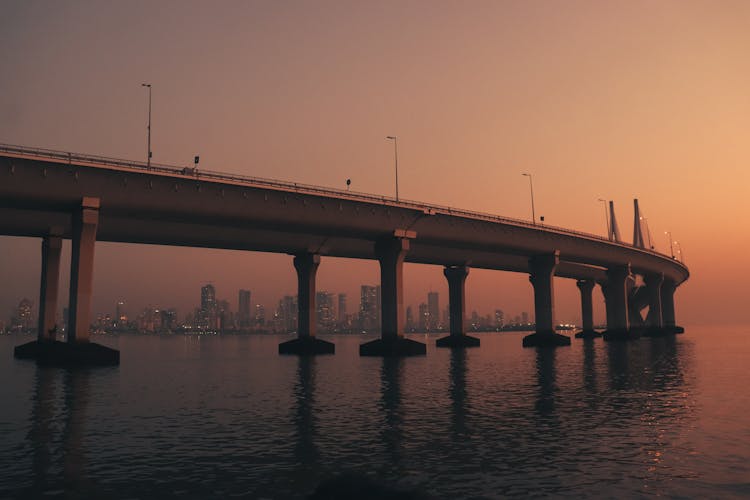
<box><xmin>1</xmin><ymin>1</ymin><xmax>749</xmax><ymax>326</ymax></box>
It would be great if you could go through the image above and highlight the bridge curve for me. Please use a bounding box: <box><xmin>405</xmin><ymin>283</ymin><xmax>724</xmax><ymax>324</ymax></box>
<box><xmin>1</xmin><ymin>143</ymin><xmax>688</xmax><ymax>361</ymax></box>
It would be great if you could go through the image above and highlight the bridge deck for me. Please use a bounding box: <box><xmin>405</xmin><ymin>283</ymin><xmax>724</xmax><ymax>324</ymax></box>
<box><xmin>0</xmin><ymin>143</ymin><xmax>689</xmax><ymax>284</ymax></box>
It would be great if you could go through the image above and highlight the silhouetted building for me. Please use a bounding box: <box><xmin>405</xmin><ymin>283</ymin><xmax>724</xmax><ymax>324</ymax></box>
<box><xmin>405</xmin><ymin>305</ymin><xmax>415</xmax><ymax>331</ymax></box>
<box><xmin>427</xmin><ymin>291</ymin><xmax>440</xmax><ymax>331</ymax></box>
<box><xmin>277</xmin><ymin>295</ymin><xmax>297</xmax><ymax>333</ymax></box>
<box><xmin>199</xmin><ymin>284</ymin><xmax>218</xmax><ymax>330</ymax></box>
<box><xmin>337</xmin><ymin>293</ymin><xmax>347</xmax><ymax>324</ymax></box>
<box><xmin>254</xmin><ymin>304</ymin><xmax>265</xmax><ymax>327</ymax></box>
<box><xmin>11</xmin><ymin>298</ymin><xmax>33</xmax><ymax>332</ymax></box>
<box><xmin>418</xmin><ymin>302</ymin><xmax>429</xmax><ymax>331</ymax></box>
<box><xmin>316</xmin><ymin>291</ymin><xmax>335</xmax><ymax>332</ymax></box>
<box><xmin>238</xmin><ymin>289</ymin><xmax>251</xmax><ymax>328</ymax></box>
<box><xmin>360</xmin><ymin>285</ymin><xmax>381</xmax><ymax>332</ymax></box>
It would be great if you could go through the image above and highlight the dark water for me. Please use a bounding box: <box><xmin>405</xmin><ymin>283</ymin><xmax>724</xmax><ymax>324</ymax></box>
<box><xmin>1</xmin><ymin>326</ymin><xmax>749</xmax><ymax>499</ymax></box>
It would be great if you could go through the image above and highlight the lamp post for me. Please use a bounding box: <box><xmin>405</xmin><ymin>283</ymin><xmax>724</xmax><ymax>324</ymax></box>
<box><xmin>598</xmin><ymin>198</ymin><xmax>610</xmax><ymax>238</ymax></box>
<box><xmin>674</xmin><ymin>241</ymin><xmax>684</xmax><ymax>262</ymax></box>
<box><xmin>664</xmin><ymin>231</ymin><xmax>674</xmax><ymax>258</ymax></box>
<box><xmin>141</xmin><ymin>83</ymin><xmax>152</xmax><ymax>168</ymax></box>
<box><xmin>386</xmin><ymin>136</ymin><xmax>399</xmax><ymax>201</ymax></box>
<box><xmin>522</xmin><ymin>173</ymin><xmax>536</xmax><ymax>225</ymax></box>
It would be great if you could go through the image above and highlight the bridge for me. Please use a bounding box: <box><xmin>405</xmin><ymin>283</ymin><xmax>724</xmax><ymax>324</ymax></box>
<box><xmin>0</xmin><ymin>143</ymin><xmax>688</xmax><ymax>364</ymax></box>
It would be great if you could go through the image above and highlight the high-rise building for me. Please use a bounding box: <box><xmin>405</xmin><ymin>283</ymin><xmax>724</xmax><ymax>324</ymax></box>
<box><xmin>115</xmin><ymin>300</ymin><xmax>127</xmax><ymax>328</ymax></box>
<box><xmin>254</xmin><ymin>304</ymin><xmax>265</xmax><ymax>327</ymax></box>
<box><xmin>278</xmin><ymin>295</ymin><xmax>297</xmax><ymax>333</ymax></box>
<box><xmin>418</xmin><ymin>302</ymin><xmax>429</xmax><ymax>331</ymax></box>
<box><xmin>337</xmin><ymin>293</ymin><xmax>347</xmax><ymax>325</ymax></box>
<box><xmin>405</xmin><ymin>305</ymin><xmax>414</xmax><ymax>331</ymax></box>
<box><xmin>11</xmin><ymin>298</ymin><xmax>33</xmax><ymax>332</ymax></box>
<box><xmin>238</xmin><ymin>289</ymin><xmax>251</xmax><ymax>329</ymax></box>
<box><xmin>494</xmin><ymin>309</ymin><xmax>504</xmax><ymax>329</ymax></box>
<box><xmin>200</xmin><ymin>284</ymin><xmax>217</xmax><ymax>330</ymax></box>
<box><xmin>316</xmin><ymin>291</ymin><xmax>335</xmax><ymax>332</ymax></box>
<box><xmin>521</xmin><ymin>311</ymin><xmax>529</xmax><ymax>325</ymax></box>
<box><xmin>427</xmin><ymin>291</ymin><xmax>440</xmax><ymax>331</ymax></box>
<box><xmin>360</xmin><ymin>285</ymin><xmax>381</xmax><ymax>332</ymax></box>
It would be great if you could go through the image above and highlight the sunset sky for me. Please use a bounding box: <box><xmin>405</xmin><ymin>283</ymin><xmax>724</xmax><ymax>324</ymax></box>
<box><xmin>1</xmin><ymin>1</ymin><xmax>749</xmax><ymax>327</ymax></box>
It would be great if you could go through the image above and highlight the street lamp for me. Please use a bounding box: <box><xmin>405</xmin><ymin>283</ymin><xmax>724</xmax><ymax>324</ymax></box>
<box><xmin>522</xmin><ymin>173</ymin><xmax>536</xmax><ymax>225</ymax></box>
<box><xmin>664</xmin><ymin>231</ymin><xmax>674</xmax><ymax>258</ymax></box>
<box><xmin>386</xmin><ymin>136</ymin><xmax>399</xmax><ymax>201</ymax></box>
<box><xmin>675</xmin><ymin>242</ymin><xmax>685</xmax><ymax>263</ymax></box>
<box><xmin>598</xmin><ymin>198</ymin><xmax>610</xmax><ymax>238</ymax></box>
<box><xmin>141</xmin><ymin>83</ymin><xmax>152</xmax><ymax>168</ymax></box>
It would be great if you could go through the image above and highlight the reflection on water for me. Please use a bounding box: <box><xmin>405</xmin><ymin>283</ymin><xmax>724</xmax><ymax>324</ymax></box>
<box><xmin>379</xmin><ymin>357</ymin><xmax>404</xmax><ymax>474</ymax></box>
<box><xmin>25</xmin><ymin>367</ymin><xmax>95</xmax><ymax>498</ymax></box>
<box><xmin>449</xmin><ymin>349</ymin><xmax>468</xmax><ymax>438</ymax></box>
<box><xmin>3</xmin><ymin>329</ymin><xmax>744</xmax><ymax>498</ymax></box>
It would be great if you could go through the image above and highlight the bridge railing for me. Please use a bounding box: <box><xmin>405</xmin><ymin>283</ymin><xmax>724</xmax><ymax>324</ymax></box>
<box><xmin>0</xmin><ymin>142</ymin><xmax>682</xmax><ymax>263</ymax></box>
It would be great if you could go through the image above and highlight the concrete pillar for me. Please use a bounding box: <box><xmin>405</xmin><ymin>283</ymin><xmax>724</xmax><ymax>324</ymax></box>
<box><xmin>360</xmin><ymin>234</ymin><xmax>425</xmax><ymax>356</ymax></box>
<box><xmin>67</xmin><ymin>198</ymin><xmax>99</xmax><ymax>344</ymax></box>
<box><xmin>523</xmin><ymin>251</ymin><xmax>570</xmax><ymax>347</ymax></box>
<box><xmin>602</xmin><ymin>264</ymin><xmax>633</xmax><ymax>341</ymax></box>
<box><xmin>437</xmin><ymin>265</ymin><xmax>479</xmax><ymax>347</ymax></box>
<box><xmin>644</xmin><ymin>273</ymin><xmax>664</xmax><ymax>330</ymax></box>
<box><xmin>376</xmin><ymin>237</ymin><xmax>410</xmax><ymax>339</ymax></box>
<box><xmin>294</xmin><ymin>253</ymin><xmax>320</xmax><ymax>338</ymax></box>
<box><xmin>661</xmin><ymin>278</ymin><xmax>677</xmax><ymax>329</ymax></box>
<box><xmin>574</xmin><ymin>280</ymin><xmax>600</xmax><ymax>338</ymax></box>
<box><xmin>279</xmin><ymin>253</ymin><xmax>334</xmax><ymax>354</ymax></box>
<box><xmin>37</xmin><ymin>235</ymin><xmax>63</xmax><ymax>342</ymax></box>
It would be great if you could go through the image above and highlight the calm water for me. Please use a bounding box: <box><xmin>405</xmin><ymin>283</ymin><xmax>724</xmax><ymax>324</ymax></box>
<box><xmin>1</xmin><ymin>326</ymin><xmax>749</xmax><ymax>499</ymax></box>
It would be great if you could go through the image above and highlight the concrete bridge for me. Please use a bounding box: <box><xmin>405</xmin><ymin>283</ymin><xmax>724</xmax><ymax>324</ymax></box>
<box><xmin>0</xmin><ymin>143</ymin><xmax>688</xmax><ymax>364</ymax></box>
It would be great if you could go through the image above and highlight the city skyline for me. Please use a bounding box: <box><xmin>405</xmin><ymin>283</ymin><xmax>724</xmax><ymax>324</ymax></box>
<box><xmin>1</xmin><ymin>283</ymin><xmax>540</xmax><ymax>335</ymax></box>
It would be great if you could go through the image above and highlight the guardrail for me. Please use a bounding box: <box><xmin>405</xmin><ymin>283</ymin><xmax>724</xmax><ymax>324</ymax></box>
<box><xmin>0</xmin><ymin>142</ymin><xmax>682</xmax><ymax>263</ymax></box>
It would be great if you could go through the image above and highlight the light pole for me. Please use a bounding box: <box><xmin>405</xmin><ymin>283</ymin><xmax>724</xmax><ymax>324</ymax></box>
<box><xmin>598</xmin><ymin>198</ymin><xmax>610</xmax><ymax>238</ymax></box>
<box><xmin>141</xmin><ymin>83</ymin><xmax>152</xmax><ymax>168</ymax></box>
<box><xmin>522</xmin><ymin>173</ymin><xmax>536</xmax><ymax>225</ymax></box>
<box><xmin>664</xmin><ymin>231</ymin><xmax>674</xmax><ymax>258</ymax></box>
<box><xmin>641</xmin><ymin>216</ymin><xmax>654</xmax><ymax>249</ymax></box>
<box><xmin>675</xmin><ymin>241</ymin><xmax>684</xmax><ymax>263</ymax></box>
<box><xmin>386</xmin><ymin>136</ymin><xmax>399</xmax><ymax>201</ymax></box>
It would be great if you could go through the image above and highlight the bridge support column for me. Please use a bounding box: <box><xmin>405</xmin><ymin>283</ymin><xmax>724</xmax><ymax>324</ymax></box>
<box><xmin>437</xmin><ymin>265</ymin><xmax>479</xmax><ymax>348</ymax></box>
<box><xmin>38</xmin><ymin>234</ymin><xmax>63</xmax><ymax>341</ymax></box>
<box><xmin>642</xmin><ymin>273</ymin><xmax>666</xmax><ymax>336</ymax></box>
<box><xmin>16</xmin><ymin>198</ymin><xmax>119</xmax><ymax>365</ymax></box>
<box><xmin>361</xmin><ymin>235</ymin><xmax>425</xmax><ymax>356</ymax></box>
<box><xmin>523</xmin><ymin>251</ymin><xmax>570</xmax><ymax>347</ymax></box>
<box><xmin>603</xmin><ymin>264</ymin><xmax>636</xmax><ymax>341</ymax></box>
<box><xmin>279</xmin><ymin>253</ymin><xmax>334</xmax><ymax>355</ymax></box>
<box><xmin>574</xmin><ymin>280</ymin><xmax>601</xmax><ymax>339</ymax></box>
<box><xmin>660</xmin><ymin>278</ymin><xmax>684</xmax><ymax>334</ymax></box>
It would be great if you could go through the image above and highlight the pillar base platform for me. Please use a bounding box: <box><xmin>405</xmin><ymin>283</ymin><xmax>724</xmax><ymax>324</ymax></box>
<box><xmin>360</xmin><ymin>337</ymin><xmax>426</xmax><ymax>357</ymax></box>
<box><xmin>14</xmin><ymin>340</ymin><xmax>119</xmax><ymax>366</ymax></box>
<box><xmin>436</xmin><ymin>334</ymin><xmax>480</xmax><ymax>348</ymax></box>
<box><xmin>522</xmin><ymin>331</ymin><xmax>571</xmax><ymax>348</ymax></box>
<box><xmin>574</xmin><ymin>329</ymin><xmax>602</xmax><ymax>339</ymax></box>
<box><xmin>602</xmin><ymin>328</ymin><xmax>641</xmax><ymax>341</ymax></box>
<box><xmin>278</xmin><ymin>336</ymin><xmax>335</xmax><ymax>355</ymax></box>
<box><xmin>642</xmin><ymin>325</ymin><xmax>685</xmax><ymax>337</ymax></box>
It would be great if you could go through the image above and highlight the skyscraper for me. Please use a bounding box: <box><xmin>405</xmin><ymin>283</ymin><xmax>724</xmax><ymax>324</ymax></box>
<box><xmin>427</xmin><ymin>291</ymin><xmax>439</xmax><ymax>331</ymax></box>
<box><xmin>238</xmin><ymin>289</ymin><xmax>251</xmax><ymax>329</ymax></box>
<box><xmin>316</xmin><ymin>291</ymin><xmax>335</xmax><ymax>332</ymax></box>
<box><xmin>360</xmin><ymin>285</ymin><xmax>380</xmax><ymax>332</ymax></box>
<box><xmin>337</xmin><ymin>293</ymin><xmax>347</xmax><ymax>325</ymax></box>
<box><xmin>200</xmin><ymin>284</ymin><xmax>217</xmax><ymax>330</ymax></box>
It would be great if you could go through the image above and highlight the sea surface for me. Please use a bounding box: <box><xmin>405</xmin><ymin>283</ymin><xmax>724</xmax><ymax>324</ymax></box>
<box><xmin>1</xmin><ymin>326</ymin><xmax>749</xmax><ymax>499</ymax></box>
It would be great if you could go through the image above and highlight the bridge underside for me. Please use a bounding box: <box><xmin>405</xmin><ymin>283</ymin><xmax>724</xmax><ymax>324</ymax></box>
<box><xmin>0</xmin><ymin>205</ymin><xmax>608</xmax><ymax>280</ymax></box>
